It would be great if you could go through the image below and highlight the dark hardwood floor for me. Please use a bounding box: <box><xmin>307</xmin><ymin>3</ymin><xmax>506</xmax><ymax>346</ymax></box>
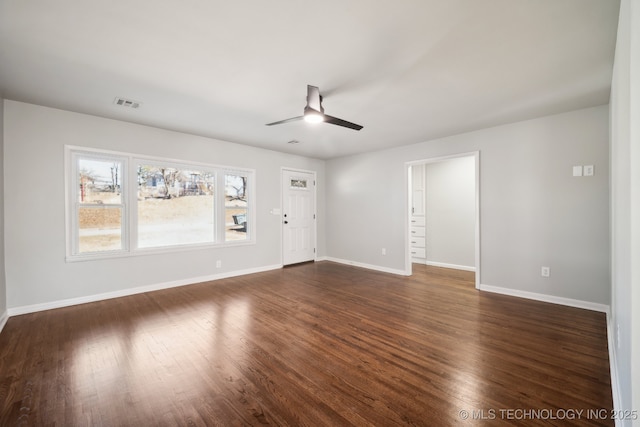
<box><xmin>0</xmin><ymin>262</ymin><xmax>613</xmax><ymax>426</ymax></box>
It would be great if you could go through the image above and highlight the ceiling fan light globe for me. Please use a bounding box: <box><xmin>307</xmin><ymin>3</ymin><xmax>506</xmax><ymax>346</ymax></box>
<box><xmin>304</xmin><ymin>113</ymin><xmax>324</xmax><ymax>124</ymax></box>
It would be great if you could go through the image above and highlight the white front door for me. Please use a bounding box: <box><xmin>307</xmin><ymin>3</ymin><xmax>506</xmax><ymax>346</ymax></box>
<box><xmin>282</xmin><ymin>169</ymin><xmax>316</xmax><ymax>265</ymax></box>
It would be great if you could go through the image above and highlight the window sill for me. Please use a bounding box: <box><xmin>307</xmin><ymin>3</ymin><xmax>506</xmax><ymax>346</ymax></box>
<box><xmin>65</xmin><ymin>239</ymin><xmax>256</xmax><ymax>263</ymax></box>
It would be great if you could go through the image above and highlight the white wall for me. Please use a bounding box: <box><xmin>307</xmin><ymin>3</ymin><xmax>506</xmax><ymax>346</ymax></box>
<box><xmin>609</xmin><ymin>0</ymin><xmax>640</xmax><ymax>421</ymax></box>
<box><xmin>424</xmin><ymin>156</ymin><xmax>475</xmax><ymax>269</ymax></box>
<box><xmin>326</xmin><ymin>105</ymin><xmax>610</xmax><ymax>305</ymax></box>
<box><xmin>3</xmin><ymin>101</ymin><xmax>325</xmax><ymax>310</ymax></box>
<box><xmin>0</xmin><ymin>97</ymin><xmax>6</xmax><ymax>328</ymax></box>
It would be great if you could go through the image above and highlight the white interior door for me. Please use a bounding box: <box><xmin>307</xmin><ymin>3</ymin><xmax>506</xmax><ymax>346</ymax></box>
<box><xmin>282</xmin><ymin>169</ymin><xmax>316</xmax><ymax>265</ymax></box>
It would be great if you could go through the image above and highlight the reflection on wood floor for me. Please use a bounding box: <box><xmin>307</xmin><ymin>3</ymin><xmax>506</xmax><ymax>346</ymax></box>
<box><xmin>0</xmin><ymin>262</ymin><xmax>613</xmax><ymax>426</ymax></box>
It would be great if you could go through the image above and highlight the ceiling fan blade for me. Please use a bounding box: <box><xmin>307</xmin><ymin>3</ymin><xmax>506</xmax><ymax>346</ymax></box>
<box><xmin>306</xmin><ymin>85</ymin><xmax>323</xmax><ymax>112</ymax></box>
<box><xmin>323</xmin><ymin>114</ymin><xmax>363</xmax><ymax>131</ymax></box>
<box><xmin>266</xmin><ymin>116</ymin><xmax>304</xmax><ymax>126</ymax></box>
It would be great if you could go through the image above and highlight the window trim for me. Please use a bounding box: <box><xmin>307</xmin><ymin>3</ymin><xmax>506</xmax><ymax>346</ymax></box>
<box><xmin>65</xmin><ymin>145</ymin><xmax>256</xmax><ymax>262</ymax></box>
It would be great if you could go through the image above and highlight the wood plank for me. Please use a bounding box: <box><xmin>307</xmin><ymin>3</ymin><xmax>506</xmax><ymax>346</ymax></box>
<box><xmin>0</xmin><ymin>262</ymin><xmax>613</xmax><ymax>426</ymax></box>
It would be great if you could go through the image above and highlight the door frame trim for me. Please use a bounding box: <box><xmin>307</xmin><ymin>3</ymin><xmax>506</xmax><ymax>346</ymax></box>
<box><xmin>405</xmin><ymin>151</ymin><xmax>480</xmax><ymax>289</ymax></box>
<box><xmin>281</xmin><ymin>167</ymin><xmax>318</xmax><ymax>266</ymax></box>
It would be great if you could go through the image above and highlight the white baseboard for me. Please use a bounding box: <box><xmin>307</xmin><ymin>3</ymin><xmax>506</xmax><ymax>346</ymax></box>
<box><xmin>425</xmin><ymin>260</ymin><xmax>476</xmax><ymax>272</ymax></box>
<box><xmin>0</xmin><ymin>310</ymin><xmax>8</xmax><ymax>334</ymax></box>
<box><xmin>7</xmin><ymin>264</ymin><xmax>282</xmax><ymax>317</ymax></box>
<box><xmin>323</xmin><ymin>257</ymin><xmax>409</xmax><ymax>276</ymax></box>
<box><xmin>479</xmin><ymin>283</ymin><xmax>610</xmax><ymax>313</ymax></box>
<box><xmin>606</xmin><ymin>312</ymin><xmax>623</xmax><ymax>427</ymax></box>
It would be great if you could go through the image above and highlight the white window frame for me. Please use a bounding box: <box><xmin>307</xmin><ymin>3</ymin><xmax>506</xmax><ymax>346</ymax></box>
<box><xmin>67</xmin><ymin>150</ymin><xmax>129</xmax><ymax>258</ymax></box>
<box><xmin>65</xmin><ymin>146</ymin><xmax>256</xmax><ymax>262</ymax></box>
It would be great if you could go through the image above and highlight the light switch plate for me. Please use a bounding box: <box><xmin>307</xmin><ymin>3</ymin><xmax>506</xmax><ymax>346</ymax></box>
<box><xmin>584</xmin><ymin>165</ymin><xmax>594</xmax><ymax>176</ymax></box>
<box><xmin>573</xmin><ymin>166</ymin><xmax>583</xmax><ymax>177</ymax></box>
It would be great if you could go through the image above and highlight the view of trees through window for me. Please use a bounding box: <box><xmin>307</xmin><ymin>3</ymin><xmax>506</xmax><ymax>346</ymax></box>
<box><xmin>77</xmin><ymin>158</ymin><xmax>124</xmax><ymax>253</ymax></box>
<box><xmin>72</xmin><ymin>150</ymin><xmax>252</xmax><ymax>257</ymax></box>
<box><xmin>225</xmin><ymin>174</ymin><xmax>248</xmax><ymax>241</ymax></box>
<box><xmin>137</xmin><ymin>165</ymin><xmax>215</xmax><ymax>248</ymax></box>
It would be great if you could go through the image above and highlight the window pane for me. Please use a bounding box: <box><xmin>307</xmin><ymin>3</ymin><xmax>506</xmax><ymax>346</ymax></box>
<box><xmin>78</xmin><ymin>206</ymin><xmax>123</xmax><ymax>253</ymax></box>
<box><xmin>137</xmin><ymin>166</ymin><xmax>215</xmax><ymax>248</ymax></box>
<box><xmin>78</xmin><ymin>159</ymin><xmax>122</xmax><ymax>204</ymax></box>
<box><xmin>290</xmin><ymin>178</ymin><xmax>307</xmax><ymax>189</ymax></box>
<box><xmin>225</xmin><ymin>174</ymin><xmax>248</xmax><ymax>241</ymax></box>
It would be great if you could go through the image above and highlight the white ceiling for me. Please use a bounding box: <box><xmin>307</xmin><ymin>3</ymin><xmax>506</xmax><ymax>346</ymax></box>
<box><xmin>0</xmin><ymin>0</ymin><xmax>620</xmax><ymax>159</ymax></box>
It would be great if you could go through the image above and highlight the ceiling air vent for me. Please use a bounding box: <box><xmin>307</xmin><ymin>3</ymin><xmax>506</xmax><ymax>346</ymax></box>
<box><xmin>114</xmin><ymin>97</ymin><xmax>142</xmax><ymax>109</ymax></box>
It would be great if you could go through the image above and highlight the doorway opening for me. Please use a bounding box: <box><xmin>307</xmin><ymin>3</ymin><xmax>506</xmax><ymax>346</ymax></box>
<box><xmin>406</xmin><ymin>152</ymin><xmax>480</xmax><ymax>289</ymax></box>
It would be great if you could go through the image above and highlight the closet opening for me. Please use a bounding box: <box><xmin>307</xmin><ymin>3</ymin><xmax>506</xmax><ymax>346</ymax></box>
<box><xmin>406</xmin><ymin>152</ymin><xmax>480</xmax><ymax>289</ymax></box>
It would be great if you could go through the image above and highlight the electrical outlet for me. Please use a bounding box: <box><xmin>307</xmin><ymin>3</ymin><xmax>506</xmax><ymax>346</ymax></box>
<box><xmin>584</xmin><ymin>165</ymin><xmax>594</xmax><ymax>176</ymax></box>
<box><xmin>381</xmin><ymin>248</ymin><xmax>386</xmax><ymax>255</ymax></box>
<box><xmin>216</xmin><ymin>260</ymin><xmax>222</xmax><ymax>268</ymax></box>
<box><xmin>541</xmin><ymin>266</ymin><xmax>550</xmax><ymax>277</ymax></box>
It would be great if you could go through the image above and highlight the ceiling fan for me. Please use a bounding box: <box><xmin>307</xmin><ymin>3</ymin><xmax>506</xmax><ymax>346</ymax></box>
<box><xmin>266</xmin><ymin>85</ymin><xmax>363</xmax><ymax>131</ymax></box>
